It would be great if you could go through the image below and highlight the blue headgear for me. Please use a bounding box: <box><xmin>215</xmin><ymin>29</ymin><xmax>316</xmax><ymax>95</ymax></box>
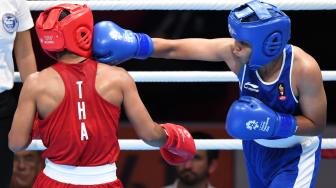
<box><xmin>228</xmin><ymin>0</ymin><xmax>291</xmax><ymax>70</ymax></box>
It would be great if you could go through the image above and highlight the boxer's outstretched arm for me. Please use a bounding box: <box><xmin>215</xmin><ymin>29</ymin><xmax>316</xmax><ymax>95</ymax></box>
<box><xmin>151</xmin><ymin>38</ymin><xmax>243</xmax><ymax>74</ymax></box>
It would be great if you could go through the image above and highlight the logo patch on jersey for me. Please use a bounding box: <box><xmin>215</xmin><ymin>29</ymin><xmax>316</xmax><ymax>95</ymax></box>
<box><xmin>243</xmin><ymin>82</ymin><xmax>259</xmax><ymax>93</ymax></box>
<box><xmin>278</xmin><ymin>83</ymin><xmax>286</xmax><ymax>101</ymax></box>
<box><xmin>2</xmin><ymin>13</ymin><xmax>18</xmax><ymax>33</ymax></box>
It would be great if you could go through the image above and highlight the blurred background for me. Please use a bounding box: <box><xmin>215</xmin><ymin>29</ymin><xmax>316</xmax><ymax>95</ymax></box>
<box><xmin>13</xmin><ymin>5</ymin><xmax>336</xmax><ymax>188</ymax></box>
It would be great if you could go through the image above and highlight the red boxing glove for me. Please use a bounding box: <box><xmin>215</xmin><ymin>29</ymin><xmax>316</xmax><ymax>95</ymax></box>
<box><xmin>160</xmin><ymin>123</ymin><xmax>196</xmax><ymax>165</ymax></box>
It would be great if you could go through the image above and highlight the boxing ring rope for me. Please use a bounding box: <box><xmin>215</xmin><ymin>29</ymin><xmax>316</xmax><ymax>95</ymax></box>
<box><xmin>28</xmin><ymin>0</ymin><xmax>336</xmax><ymax>11</ymax></box>
<box><xmin>27</xmin><ymin>138</ymin><xmax>336</xmax><ymax>151</ymax></box>
<box><xmin>23</xmin><ymin>0</ymin><xmax>336</xmax><ymax>150</ymax></box>
<box><xmin>13</xmin><ymin>71</ymin><xmax>336</xmax><ymax>83</ymax></box>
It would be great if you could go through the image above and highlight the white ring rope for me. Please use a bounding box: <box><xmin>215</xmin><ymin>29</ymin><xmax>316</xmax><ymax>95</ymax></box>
<box><xmin>28</xmin><ymin>0</ymin><xmax>336</xmax><ymax>11</ymax></box>
<box><xmin>27</xmin><ymin>138</ymin><xmax>336</xmax><ymax>150</ymax></box>
<box><xmin>14</xmin><ymin>71</ymin><xmax>336</xmax><ymax>83</ymax></box>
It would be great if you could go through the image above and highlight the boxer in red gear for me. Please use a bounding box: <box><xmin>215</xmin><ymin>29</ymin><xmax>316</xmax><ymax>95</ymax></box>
<box><xmin>8</xmin><ymin>4</ymin><xmax>195</xmax><ymax>188</ymax></box>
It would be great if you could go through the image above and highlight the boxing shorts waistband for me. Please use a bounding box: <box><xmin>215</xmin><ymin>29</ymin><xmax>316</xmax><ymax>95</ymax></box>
<box><xmin>43</xmin><ymin>158</ymin><xmax>117</xmax><ymax>185</ymax></box>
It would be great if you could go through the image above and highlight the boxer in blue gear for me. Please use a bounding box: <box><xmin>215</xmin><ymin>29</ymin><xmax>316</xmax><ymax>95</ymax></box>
<box><xmin>227</xmin><ymin>2</ymin><xmax>324</xmax><ymax>187</ymax></box>
<box><xmin>229</xmin><ymin>41</ymin><xmax>323</xmax><ymax>188</ymax></box>
<box><xmin>92</xmin><ymin>1</ymin><xmax>326</xmax><ymax>187</ymax></box>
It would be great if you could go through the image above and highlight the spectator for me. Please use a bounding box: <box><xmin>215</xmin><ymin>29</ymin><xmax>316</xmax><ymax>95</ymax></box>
<box><xmin>10</xmin><ymin>151</ymin><xmax>43</xmax><ymax>188</ymax></box>
<box><xmin>163</xmin><ymin>131</ymin><xmax>219</xmax><ymax>188</ymax></box>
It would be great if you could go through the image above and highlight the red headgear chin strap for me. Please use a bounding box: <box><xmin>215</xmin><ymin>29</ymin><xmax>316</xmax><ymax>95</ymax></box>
<box><xmin>36</xmin><ymin>4</ymin><xmax>93</xmax><ymax>59</ymax></box>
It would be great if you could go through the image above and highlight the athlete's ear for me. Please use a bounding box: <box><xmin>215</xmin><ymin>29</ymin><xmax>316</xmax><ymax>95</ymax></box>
<box><xmin>232</xmin><ymin>40</ymin><xmax>252</xmax><ymax>64</ymax></box>
<box><xmin>232</xmin><ymin>40</ymin><xmax>243</xmax><ymax>54</ymax></box>
<box><xmin>233</xmin><ymin>40</ymin><xmax>250</xmax><ymax>54</ymax></box>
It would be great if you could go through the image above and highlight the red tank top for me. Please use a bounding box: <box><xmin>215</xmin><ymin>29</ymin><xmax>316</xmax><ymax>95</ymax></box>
<box><xmin>38</xmin><ymin>59</ymin><xmax>120</xmax><ymax>166</ymax></box>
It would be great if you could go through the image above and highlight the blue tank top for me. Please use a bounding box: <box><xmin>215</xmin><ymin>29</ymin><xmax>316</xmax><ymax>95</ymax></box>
<box><xmin>236</xmin><ymin>46</ymin><xmax>321</xmax><ymax>185</ymax></box>
<box><xmin>238</xmin><ymin>45</ymin><xmax>300</xmax><ymax>115</ymax></box>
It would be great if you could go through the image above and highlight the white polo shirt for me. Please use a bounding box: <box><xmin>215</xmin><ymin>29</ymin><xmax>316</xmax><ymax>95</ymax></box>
<box><xmin>0</xmin><ymin>0</ymin><xmax>33</xmax><ymax>93</ymax></box>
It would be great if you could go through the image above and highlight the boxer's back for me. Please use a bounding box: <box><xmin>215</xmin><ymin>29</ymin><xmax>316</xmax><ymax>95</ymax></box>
<box><xmin>35</xmin><ymin>59</ymin><xmax>124</xmax><ymax>166</ymax></box>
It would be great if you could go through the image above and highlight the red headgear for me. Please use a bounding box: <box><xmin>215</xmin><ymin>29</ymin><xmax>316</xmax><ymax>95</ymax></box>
<box><xmin>35</xmin><ymin>4</ymin><xmax>93</xmax><ymax>58</ymax></box>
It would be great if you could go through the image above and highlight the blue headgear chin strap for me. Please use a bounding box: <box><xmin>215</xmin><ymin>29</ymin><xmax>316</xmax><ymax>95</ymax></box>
<box><xmin>228</xmin><ymin>0</ymin><xmax>291</xmax><ymax>70</ymax></box>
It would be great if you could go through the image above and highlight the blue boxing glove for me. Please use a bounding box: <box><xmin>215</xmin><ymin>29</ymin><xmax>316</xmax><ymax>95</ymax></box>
<box><xmin>226</xmin><ymin>96</ymin><xmax>297</xmax><ymax>140</ymax></box>
<box><xmin>93</xmin><ymin>21</ymin><xmax>153</xmax><ymax>65</ymax></box>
